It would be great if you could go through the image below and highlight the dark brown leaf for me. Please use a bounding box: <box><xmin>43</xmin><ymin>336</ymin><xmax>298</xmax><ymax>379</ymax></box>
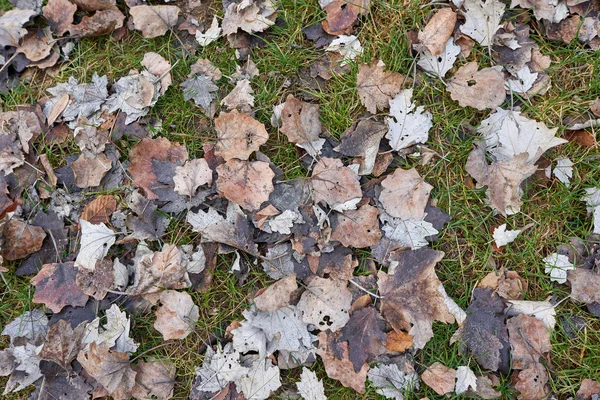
<box><xmin>31</xmin><ymin>262</ymin><xmax>89</xmax><ymax>313</ymax></box>
<box><xmin>39</xmin><ymin>319</ymin><xmax>87</xmax><ymax>371</ymax></box>
<box><xmin>75</xmin><ymin>258</ymin><xmax>114</xmax><ymax>300</ymax></box>
<box><xmin>2</xmin><ymin>218</ymin><xmax>46</xmax><ymax>261</ymax></box>
<box><xmin>339</xmin><ymin>307</ymin><xmax>386</xmax><ymax>372</ymax></box>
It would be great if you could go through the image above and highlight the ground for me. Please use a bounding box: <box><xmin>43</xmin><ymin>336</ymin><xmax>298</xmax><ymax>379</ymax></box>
<box><xmin>1</xmin><ymin>0</ymin><xmax>600</xmax><ymax>398</ymax></box>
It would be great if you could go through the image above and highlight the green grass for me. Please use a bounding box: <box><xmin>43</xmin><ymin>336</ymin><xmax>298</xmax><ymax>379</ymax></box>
<box><xmin>2</xmin><ymin>0</ymin><xmax>600</xmax><ymax>398</ymax></box>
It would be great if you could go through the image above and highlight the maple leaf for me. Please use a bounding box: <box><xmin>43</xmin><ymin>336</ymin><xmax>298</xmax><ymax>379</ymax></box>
<box><xmin>77</xmin><ymin>342</ymin><xmax>136</xmax><ymax>400</ymax></box>
<box><xmin>455</xmin><ymin>366</ymin><xmax>477</xmax><ymax>394</ymax></box>
<box><xmin>237</xmin><ymin>358</ymin><xmax>281</xmax><ymax>400</ymax></box>
<box><xmin>2</xmin><ymin>342</ymin><xmax>43</xmax><ymax>394</ymax></box>
<box><xmin>416</xmin><ymin>8</ymin><xmax>457</xmax><ymax>56</ymax></box>
<box><xmin>311</xmin><ymin>157</ymin><xmax>362</xmax><ymax>212</ymax></box>
<box><xmin>417</xmin><ymin>38</ymin><xmax>460</xmax><ymax>78</ymax></box>
<box><xmin>459</xmin><ymin>0</ymin><xmax>505</xmax><ymax>46</ymax></box>
<box><xmin>129</xmin><ymin>5</ymin><xmax>180</xmax><ymax>38</ymax></box>
<box><xmin>505</xmin><ymin>65</ymin><xmax>538</xmax><ymax>94</ymax></box>
<box><xmin>543</xmin><ymin>252</ymin><xmax>574</xmax><ymax>284</ymax></box>
<box><xmin>39</xmin><ymin>319</ymin><xmax>86</xmax><ymax>371</ymax></box>
<box><xmin>367</xmin><ymin>363</ymin><xmax>419</xmax><ymax>400</ymax></box>
<box><xmin>31</xmin><ymin>262</ymin><xmax>89</xmax><ymax>313</ymax></box>
<box><xmin>279</xmin><ymin>94</ymin><xmax>322</xmax><ymax>145</ymax></box>
<box><xmin>377</xmin><ymin>248</ymin><xmax>455</xmax><ymax>349</ymax></box>
<box><xmin>380</xmin><ymin>214</ymin><xmax>438</xmax><ymax>250</ymax></box>
<box><xmin>296</xmin><ymin>368</ymin><xmax>327</xmax><ymax>400</ymax></box>
<box><xmin>193</xmin><ymin>343</ymin><xmax>247</xmax><ymax>394</ymax></box>
<box><xmin>0</xmin><ymin>9</ymin><xmax>36</xmax><ymax>47</ymax></box>
<box><xmin>180</xmin><ymin>74</ymin><xmax>218</xmax><ymax>112</ymax></box>
<box><xmin>297</xmin><ymin>276</ymin><xmax>352</xmax><ymax>331</ymax></box>
<box><xmin>154</xmin><ymin>290</ymin><xmax>199</xmax><ymax>340</ymax></box>
<box><xmin>249</xmin><ymin>305</ymin><xmax>316</xmax><ymax>353</ymax></box>
<box><xmin>131</xmin><ymin>360</ymin><xmax>175</xmax><ymax>400</ymax></box>
<box><xmin>75</xmin><ymin>220</ymin><xmax>116</xmax><ymax>270</ymax></box>
<box><xmin>2</xmin><ymin>219</ymin><xmax>46</xmax><ymax>261</ymax></box>
<box><xmin>216</xmin><ymin>159</ymin><xmax>274</xmax><ymax>211</ymax></box>
<box><xmin>83</xmin><ymin>304</ymin><xmax>138</xmax><ymax>354</ymax></box>
<box><xmin>214</xmin><ymin>109</ymin><xmax>269</xmax><ymax>161</ymax></box>
<box><xmin>421</xmin><ymin>362</ymin><xmax>456</xmax><ymax>395</ymax></box>
<box><xmin>1</xmin><ymin>309</ymin><xmax>48</xmax><ymax>345</ymax></box>
<box><xmin>317</xmin><ymin>331</ymin><xmax>369</xmax><ymax>393</ymax></box>
<box><xmin>447</xmin><ymin>62</ymin><xmax>506</xmax><ymax>110</ymax></box>
<box><xmin>385</xmin><ymin>89</ymin><xmax>433</xmax><ymax>151</ymax></box>
<box><xmin>511</xmin><ymin>0</ymin><xmax>568</xmax><ymax>23</ymax></box>
<box><xmin>356</xmin><ymin>60</ymin><xmax>408</xmax><ymax>114</ymax></box>
<box><xmin>45</xmin><ymin>73</ymin><xmax>108</xmax><ymax>122</ymax></box>
<box><xmin>339</xmin><ymin>307</ymin><xmax>386</xmax><ymax>372</ymax></box>
<box><xmin>331</xmin><ymin>204</ymin><xmax>382</xmax><ymax>248</ymax></box>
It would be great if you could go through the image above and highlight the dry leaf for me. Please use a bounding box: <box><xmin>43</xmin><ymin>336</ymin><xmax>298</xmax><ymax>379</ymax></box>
<box><xmin>81</xmin><ymin>195</ymin><xmax>117</xmax><ymax>224</ymax></box>
<box><xmin>298</xmin><ymin>276</ymin><xmax>352</xmax><ymax>331</ymax></box>
<box><xmin>0</xmin><ymin>9</ymin><xmax>37</xmax><ymax>47</ymax></box>
<box><xmin>279</xmin><ymin>94</ymin><xmax>322</xmax><ymax>145</ymax></box>
<box><xmin>417</xmin><ymin>8</ymin><xmax>457</xmax><ymax>56</ymax></box>
<box><xmin>311</xmin><ymin>157</ymin><xmax>362</xmax><ymax>212</ymax></box>
<box><xmin>385</xmin><ymin>330</ymin><xmax>413</xmax><ymax>352</ymax></box>
<box><xmin>460</xmin><ymin>0</ymin><xmax>505</xmax><ymax>46</ymax></box>
<box><xmin>214</xmin><ymin>109</ymin><xmax>269</xmax><ymax>161</ymax></box>
<box><xmin>254</xmin><ymin>273</ymin><xmax>298</xmax><ymax>312</ymax></box>
<box><xmin>447</xmin><ymin>62</ymin><xmax>506</xmax><ymax>110</ymax></box>
<box><xmin>331</xmin><ymin>204</ymin><xmax>382</xmax><ymax>248</ymax></box>
<box><xmin>339</xmin><ymin>307</ymin><xmax>386</xmax><ymax>372</ymax></box>
<box><xmin>216</xmin><ymin>159</ymin><xmax>274</xmax><ymax>211</ymax></box>
<box><xmin>31</xmin><ymin>262</ymin><xmax>89</xmax><ymax>313</ymax></box>
<box><xmin>507</xmin><ymin>314</ymin><xmax>551</xmax><ymax>370</ymax></box>
<box><xmin>322</xmin><ymin>0</ymin><xmax>369</xmax><ymax>35</ymax></box>
<box><xmin>513</xmin><ymin>363</ymin><xmax>548</xmax><ymax>400</ymax></box>
<box><xmin>71</xmin><ymin>153</ymin><xmax>112</xmax><ymax>188</ymax></box>
<box><xmin>173</xmin><ymin>158</ymin><xmax>212</xmax><ymax>197</ymax></box>
<box><xmin>76</xmin><ymin>257</ymin><xmax>114</xmax><ymax>300</ymax></box>
<box><xmin>132</xmin><ymin>360</ymin><xmax>175</xmax><ymax>400</ymax></box>
<box><xmin>356</xmin><ymin>60</ymin><xmax>408</xmax><ymax>114</ymax></box>
<box><xmin>421</xmin><ymin>362</ymin><xmax>456</xmax><ymax>395</ymax></box>
<box><xmin>39</xmin><ymin>319</ymin><xmax>86</xmax><ymax>371</ymax></box>
<box><xmin>576</xmin><ymin>379</ymin><xmax>600</xmax><ymax>400</ymax></box>
<box><xmin>317</xmin><ymin>331</ymin><xmax>369</xmax><ymax>393</ymax></box>
<box><xmin>2</xmin><ymin>219</ymin><xmax>46</xmax><ymax>261</ymax></box>
<box><xmin>129</xmin><ymin>5</ymin><xmax>180</xmax><ymax>38</ymax></box>
<box><xmin>379</xmin><ymin>167</ymin><xmax>432</xmax><ymax>220</ymax></box>
<box><xmin>154</xmin><ymin>290</ymin><xmax>199</xmax><ymax>340</ymax></box>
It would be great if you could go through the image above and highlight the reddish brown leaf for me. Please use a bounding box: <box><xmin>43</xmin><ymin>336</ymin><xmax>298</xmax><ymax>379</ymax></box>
<box><xmin>216</xmin><ymin>159</ymin><xmax>275</xmax><ymax>211</ymax></box>
<box><xmin>279</xmin><ymin>94</ymin><xmax>322</xmax><ymax>145</ymax></box>
<box><xmin>507</xmin><ymin>315</ymin><xmax>551</xmax><ymax>370</ymax></box>
<box><xmin>577</xmin><ymin>379</ymin><xmax>600</xmax><ymax>400</ymax></box>
<box><xmin>513</xmin><ymin>363</ymin><xmax>548</xmax><ymax>400</ymax></box>
<box><xmin>565</xmin><ymin>130</ymin><xmax>597</xmax><ymax>147</ymax></box>
<box><xmin>317</xmin><ymin>331</ymin><xmax>369</xmax><ymax>393</ymax></box>
<box><xmin>81</xmin><ymin>195</ymin><xmax>117</xmax><ymax>224</ymax></box>
<box><xmin>2</xmin><ymin>219</ymin><xmax>46</xmax><ymax>261</ymax></box>
<box><xmin>76</xmin><ymin>258</ymin><xmax>114</xmax><ymax>300</ymax></box>
<box><xmin>331</xmin><ymin>204</ymin><xmax>381</xmax><ymax>248</ymax></box>
<box><xmin>71</xmin><ymin>153</ymin><xmax>112</xmax><ymax>188</ymax></box>
<box><xmin>416</xmin><ymin>8</ymin><xmax>457</xmax><ymax>56</ymax></box>
<box><xmin>379</xmin><ymin>167</ymin><xmax>432</xmax><ymax>220</ymax></box>
<box><xmin>43</xmin><ymin>0</ymin><xmax>77</xmax><ymax>36</ymax></box>
<box><xmin>214</xmin><ymin>109</ymin><xmax>269</xmax><ymax>161</ymax></box>
<box><xmin>339</xmin><ymin>307</ymin><xmax>386</xmax><ymax>372</ymax></box>
<box><xmin>31</xmin><ymin>262</ymin><xmax>89</xmax><ymax>313</ymax></box>
<box><xmin>385</xmin><ymin>330</ymin><xmax>413</xmax><ymax>352</ymax></box>
<box><xmin>322</xmin><ymin>0</ymin><xmax>367</xmax><ymax>35</ymax></box>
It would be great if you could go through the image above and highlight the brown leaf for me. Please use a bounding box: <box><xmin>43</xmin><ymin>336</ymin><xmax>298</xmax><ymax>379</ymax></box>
<box><xmin>331</xmin><ymin>204</ymin><xmax>381</xmax><ymax>248</ymax></box>
<box><xmin>31</xmin><ymin>262</ymin><xmax>89</xmax><ymax>313</ymax></box>
<box><xmin>254</xmin><ymin>273</ymin><xmax>298</xmax><ymax>312</ymax></box>
<box><xmin>317</xmin><ymin>331</ymin><xmax>369</xmax><ymax>393</ymax></box>
<box><xmin>39</xmin><ymin>154</ymin><xmax>58</xmax><ymax>187</ymax></box>
<box><xmin>81</xmin><ymin>195</ymin><xmax>117</xmax><ymax>224</ymax></box>
<box><xmin>576</xmin><ymin>379</ymin><xmax>600</xmax><ymax>400</ymax></box>
<box><xmin>2</xmin><ymin>219</ymin><xmax>46</xmax><ymax>260</ymax></box>
<box><xmin>128</xmin><ymin>137</ymin><xmax>189</xmax><ymax>200</ymax></box>
<box><xmin>216</xmin><ymin>159</ymin><xmax>274</xmax><ymax>211</ymax></box>
<box><xmin>421</xmin><ymin>362</ymin><xmax>456</xmax><ymax>395</ymax></box>
<box><xmin>154</xmin><ymin>290</ymin><xmax>199</xmax><ymax>340</ymax></box>
<box><xmin>474</xmin><ymin>374</ymin><xmax>502</xmax><ymax>399</ymax></box>
<box><xmin>127</xmin><ymin>245</ymin><xmax>190</xmax><ymax>296</ymax></box>
<box><xmin>568</xmin><ymin>268</ymin><xmax>600</xmax><ymax>305</ymax></box>
<box><xmin>513</xmin><ymin>363</ymin><xmax>549</xmax><ymax>400</ymax></box>
<box><xmin>71</xmin><ymin>153</ymin><xmax>112</xmax><ymax>188</ymax></box>
<box><xmin>479</xmin><ymin>268</ymin><xmax>528</xmax><ymax>300</ymax></box>
<box><xmin>322</xmin><ymin>0</ymin><xmax>369</xmax><ymax>35</ymax></box>
<box><xmin>311</xmin><ymin>157</ymin><xmax>362</xmax><ymax>211</ymax></box>
<box><xmin>379</xmin><ymin>167</ymin><xmax>432</xmax><ymax>220</ymax></box>
<box><xmin>39</xmin><ymin>319</ymin><xmax>87</xmax><ymax>371</ymax></box>
<box><xmin>356</xmin><ymin>61</ymin><xmax>409</xmax><ymax>114</ymax></box>
<box><xmin>132</xmin><ymin>360</ymin><xmax>175</xmax><ymax>400</ymax></box>
<box><xmin>69</xmin><ymin>8</ymin><xmax>125</xmax><ymax>37</ymax></box>
<box><xmin>17</xmin><ymin>33</ymin><xmax>53</xmax><ymax>62</ymax></box>
<box><xmin>447</xmin><ymin>62</ymin><xmax>506</xmax><ymax>110</ymax></box>
<box><xmin>377</xmin><ymin>248</ymin><xmax>454</xmax><ymax>349</ymax></box>
<box><xmin>279</xmin><ymin>94</ymin><xmax>322</xmax><ymax>144</ymax></box>
<box><xmin>0</xmin><ymin>172</ymin><xmax>17</xmax><ymax>219</ymax></box>
<box><xmin>77</xmin><ymin>342</ymin><xmax>136</xmax><ymax>400</ymax></box>
<box><xmin>507</xmin><ymin>315</ymin><xmax>551</xmax><ymax>370</ymax></box>
<box><xmin>214</xmin><ymin>109</ymin><xmax>269</xmax><ymax>160</ymax></box>
<box><xmin>43</xmin><ymin>0</ymin><xmax>77</xmax><ymax>36</ymax></box>
<box><xmin>76</xmin><ymin>258</ymin><xmax>114</xmax><ymax>300</ymax></box>
<box><xmin>417</xmin><ymin>8</ymin><xmax>457</xmax><ymax>56</ymax></box>
<box><xmin>173</xmin><ymin>158</ymin><xmax>213</xmax><ymax>197</ymax></box>
<box><xmin>339</xmin><ymin>307</ymin><xmax>386</xmax><ymax>372</ymax></box>
<box><xmin>385</xmin><ymin>330</ymin><xmax>413</xmax><ymax>352</ymax></box>
<box><xmin>129</xmin><ymin>5</ymin><xmax>180</xmax><ymax>38</ymax></box>
<box><xmin>565</xmin><ymin>130</ymin><xmax>597</xmax><ymax>147</ymax></box>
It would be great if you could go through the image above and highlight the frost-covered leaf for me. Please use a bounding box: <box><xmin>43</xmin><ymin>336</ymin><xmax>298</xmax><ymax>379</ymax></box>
<box><xmin>325</xmin><ymin>35</ymin><xmax>363</xmax><ymax>66</ymax></box>
<box><xmin>296</xmin><ymin>367</ymin><xmax>327</xmax><ymax>400</ymax></box>
<box><xmin>1</xmin><ymin>309</ymin><xmax>48</xmax><ymax>344</ymax></box>
<box><xmin>505</xmin><ymin>65</ymin><xmax>538</xmax><ymax>94</ymax></box>
<box><xmin>45</xmin><ymin>73</ymin><xmax>108</xmax><ymax>122</ymax></box>
<box><xmin>479</xmin><ymin>108</ymin><xmax>566</xmax><ymax>164</ymax></box>
<box><xmin>367</xmin><ymin>363</ymin><xmax>419</xmax><ymax>400</ymax></box>
<box><xmin>83</xmin><ymin>304</ymin><xmax>138</xmax><ymax>354</ymax></box>
<box><xmin>75</xmin><ymin>220</ymin><xmax>116</xmax><ymax>271</ymax></box>
<box><xmin>385</xmin><ymin>89</ymin><xmax>432</xmax><ymax>151</ymax></box>
<box><xmin>455</xmin><ymin>366</ymin><xmax>477</xmax><ymax>394</ymax></box>
<box><xmin>553</xmin><ymin>157</ymin><xmax>573</xmax><ymax>187</ymax></box>
<box><xmin>543</xmin><ymin>252</ymin><xmax>574</xmax><ymax>284</ymax></box>
<box><xmin>237</xmin><ymin>358</ymin><xmax>281</xmax><ymax>400</ymax></box>
<box><xmin>582</xmin><ymin>187</ymin><xmax>600</xmax><ymax>234</ymax></box>
<box><xmin>417</xmin><ymin>38</ymin><xmax>460</xmax><ymax>78</ymax></box>
<box><xmin>180</xmin><ymin>74</ymin><xmax>218</xmax><ymax>112</ymax></box>
<box><xmin>447</xmin><ymin>62</ymin><xmax>506</xmax><ymax>110</ymax></box>
<box><xmin>380</xmin><ymin>214</ymin><xmax>438</xmax><ymax>250</ymax></box>
<box><xmin>154</xmin><ymin>290</ymin><xmax>199</xmax><ymax>340</ymax></box>
<box><xmin>460</xmin><ymin>0</ymin><xmax>505</xmax><ymax>46</ymax></box>
<box><xmin>196</xmin><ymin>16</ymin><xmax>221</xmax><ymax>46</ymax></box>
<box><xmin>297</xmin><ymin>277</ymin><xmax>352</xmax><ymax>331</ymax></box>
<box><xmin>506</xmin><ymin>299</ymin><xmax>556</xmax><ymax>329</ymax></box>
<box><xmin>493</xmin><ymin>223</ymin><xmax>522</xmax><ymax>247</ymax></box>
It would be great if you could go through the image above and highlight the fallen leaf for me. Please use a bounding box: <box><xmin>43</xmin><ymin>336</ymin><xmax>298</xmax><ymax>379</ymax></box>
<box><xmin>356</xmin><ymin>60</ymin><xmax>408</xmax><ymax>114</ymax></box>
<box><xmin>216</xmin><ymin>159</ymin><xmax>274</xmax><ymax>211</ymax></box>
<box><xmin>511</xmin><ymin>0</ymin><xmax>568</xmax><ymax>23</ymax></box>
<box><xmin>493</xmin><ymin>223</ymin><xmax>522</xmax><ymax>247</ymax></box>
<box><xmin>576</xmin><ymin>379</ymin><xmax>600</xmax><ymax>400</ymax></box>
<box><xmin>214</xmin><ymin>109</ymin><xmax>269</xmax><ymax>161</ymax></box>
<box><xmin>296</xmin><ymin>367</ymin><xmax>327</xmax><ymax>400</ymax></box>
<box><xmin>180</xmin><ymin>74</ymin><xmax>218</xmax><ymax>112</ymax></box>
<box><xmin>568</xmin><ymin>268</ymin><xmax>600</xmax><ymax>306</ymax></box>
<box><xmin>322</xmin><ymin>0</ymin><xmax>369</xmax><ymax>35</ymax></box>
<box><xmin>75</xmin><ymin>257</ymin><xmax>114</xmax><ymax>300</ymax></box>
<box><xmin>2</xmin><ymin>219</ymin><xmax>46</xmax><ymax>261</ymax></box>
<box><xmin>129</xmin><ymin>5</ymin><xmax>180</xmax><ymax>38</ymax></box>
<box><xmin>367</xmin><ymin>363</ymin><xmax>419</xmax><ymax>399</ymax></box>
<box><xmin>513</xmin><ymin>363</ymin><xmax>548</xmax><ymax>400</ymax></box>
<box><xmin>141</xmin><ymin>52</ymin><xmax>172</xmax><ymax>92</ymax></box>
<box><xmin>45</xmin><ymin>73</ymin><xmax>108</xmax><ymax>122</ymax></box>
<box><xmin>17</xmin><ymin>32</ymin><xmax>52</xmax><ymax>62</ymax></box>
<box><xmin>447</xmin><ymin>62</ymin><xmax>506</xmax><ymax>110</ymax></box>
<box><xmin>1</xmin><ymin>309</ymin><xmax>48</xmax><ymax>344</ymax></box>
<box><xmin>81</xmin><ymin>195</ymin><xmax>117</xmax><ymax>224</ymax></box>
<box><xmin>297</xmin><ymin>276</ymin><xmax>352</xmax><ymax>331</ymax></box>
<box><xmin>506</xmin><ymin>299</ymin><xmax>556</xmax><ymax>329</ymax></box>
<box><xmin>543</xmin><ymin>252</ymin><xmax>574</xmax><ymax>284</ymax></box>
<box><xmin>0</xmin><ymin>9</ymin><xmax>37</xmax><ymax>47</ymax></box>
<box><xmin>39</xmin><ymin>319</ymin><xmax>86</xmax><ymax>371</ymax></box>
<box><xmin>71</xmin><ymin>153</ymin><xmax>112</xmax><ymax>188</ymax></box>
<box><xmin>237</xmin><ymin>358</ymin><xmax>281</xmax><ymax>400</ymax></box>
<box><xmin>334</xmin><ymin>119</ymin><xmax>386</xmax><ymax>175</ymax></box>
<box><xmin>385</xmin><ymin>88</ymin><xmax>433</xmax><ymax>151</ymax></box>
<box><xmin>75</xmin><ymin>220</ymin><xmax>116</xmax><ymax>271</ymax></box>
<box><xmin>193</xmin><ymin>343</ymin><xmax>248</xmax><ymax>394</ymax></box>
<box><xmin>331</xmin><ymin>204</ymin><xmax>382</xmax><ymax>248</ymax></box>
<box><xmin>385</xmin><ymin>330</ymin><xmax>413</xmax><ymax>352</ymax></box>
<box><xmin>154</xmin><ymin>290</ymin><xmax>199</xmax><ymax>340</ymax></box>
<box><xmin>221</xmin><ymin>0</ymin><xmax>276</xmax><ymax>35</ymax></box>
<box><xmin>317</xmin><ymin>331</ymin><xmax>369</xmax><ymax>393</ymax></box>
<box><xmin>417</xmin><ymin>38</ymin><xmax>461</xmax><ymax>78</ymax></box>
<box><xmin>416</xmin><ymin>8</ymin><xmax>457</xmax><ymax>56</ymax></box>
<box><xmin>421</xmin><ymin>362</ymin><xmax>456</xmax><ymax>395</ymax></box>
<box><xmin>325</xmin><ymin>34</ymin><xmax>363</xmax><ymax>66</ymax></box>
<box><xmin>582</xmin><ymin>187</ymin><xmax>600</xmax><ymax>234</ymax></box>
<box><xmin>83</xmin><ymin>304</ymin><xmax>138</xmax><ymax>354</ymax></box>
<box><xmin>311</xmin><ymin>157</ymin><xmax>362</xmax><ymax>212</ymax></box>
<box><xmin>553</xmin><ymin>157</ymin><xmax>573</xmax><ymax>187</ymax></box>
<box><xmin>339</xmin><ymin>307</ymin><xmax>386</xmax><ymax>372</ymax></box>
<box><xmin>221</xmin><ymin>79</ymin><xmax>255</xmax><ymax>111</ymax></box>
<box><xmin>379</xmin><ymin>168</ymin><xmax>432</xmax><ymax>220</ymax></box>
<box><xmin>77</xmin><ymin>342</ymin><xmax>136</xmax><ymax>400</ymax></box>
<box><xmin>279</xmin><ymin>94</ymin><xmax>322</xmax><ymax>145</ymax></box>
<box><xmin>507</xmin><ymin>314</ymin><xmax>551</xmax><ymax>370</ymax></box>
<box><xmin>31</xmin><ymin>262</ymin><xmax>89</xmax><ymax>313</ymax></box>
<box><xmin>196</xmin><ymin>15</ymin><xmax>221</xmax><ymax>46</ymax></box>
<box><xmin>132</xmin><ymin>360</ymin><xmax>175</xmax><ymax>400</ymax></box>
<box><xmin>173</xmin><ymin>158</ymin><xmax>212</xmax><ymax>197</ymax></box>
<box><xmin>460</xmin><ymin>0</ymin><xmax>505</xmax><ymax>46</ymax></box>
<box><xmin>455</xmin><ymin>365</ymin><xmax>477</xmax><ymax>394</ymax></box>
<box><xmin>253</xmin><ymin>273</ymin><xmax>297</xmax><ymax>312</ymax></box>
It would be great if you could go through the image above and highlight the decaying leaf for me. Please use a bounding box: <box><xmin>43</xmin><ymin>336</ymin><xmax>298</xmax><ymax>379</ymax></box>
<box><xmin>221</xmin><ymin>79</ymin><xmax>254</xmax><ymax>111</ymax></box>
<box><xmin>31</xmin><ymin>262</ymin><xmax>89</xmax><ymax>313</ymax></box>
<box><xmin>311</xmin><ymin>157</ymin><xmax>362</xmax><ymax>212</ymax></box>
<box><xmin>279</xmin><ymin>94</ymin><xmax>322</xmax><ymax>145</ymax></box>
<box><xmin>317</xmin><ymin>331</ymin><xmax>369</xmax><ymax>393</ymax></box>
<box><xmin>181</xmin><ymin>74</ymin><xmax>218</xmax><ymax>112</ymax></box>
<box><xmin>507</xmin><ymin>314</ymin><xmax>551</xmax><ymax>370</ymax></box>
<box><xmin>447</xmin><ymin>62</ymin><xmax>506</xmax><ymax>110</ymax></box>
<box><xmin>385</xmin><ymin>89</ymin><xmax>433</xmax><ymax>151</ymax></box>
<box><xmin>253</xmin><ymin>273</ymin><xmax>297</xmax><ymax>312</ymax></box>
<box><xmin>1</xmin><ymin>309</ymin><xmax>47</xmax><ymax>344</ymax></box>
<box><xmin>195</xmin><ymin>15</ymin><xmax>221</xmax><ymax>46</ymax></box>
<box><xmin>455</xmin><ymin>365</ymin><xmax>477</xmax><ymax>395</ymax></box>
<box><xmin>173</xmin><ymin>158</ymin><xmax>212</xmax><ymax>198</ymax></box>
<box><xmin>334</xmin><ymin>119</ymin><xmax>386</xmax><ymax>175</ymax></box>
<box><xmin>132</xmin><ymin>360</ymin><xmax>175</xmax><ymax>400</ymax></box>
<box><xmin>339</xmin><ymin>307</ymin><xmax>386</xmax><ymax>372</ymax></box>
<box><xmin>513</xmin><ymin>363</ymin><xmax>549</xmax><ymax>400</ymax></box>
<box><xmin>356</xmin><ymin>60</ymin><xmax>407</xmax><ymax>114</ymax></box>
<box><xmin>379</xmin><ymin>168</ymin><xmax>432</xmax><ymax>220</ymax></box>
<box><xmin>582</xmin><ymin>187</ymin><xmax>600</xmax><ymax>234</ymax></box>
<box><xmin>214</xmin><ymin>109</ymin><xmax>269</xmax><ymax>161</ymax></box>
<box><xmin>154</xmin><ymin>290</ymin><xmax>199</xmax><ymax>340</ymax></box>
<box><xmin>416</xmin><ymin>8</ymin><xmax>457</xmax><ymax>56</ymax></box>
<box><xmin>322</xmin><ymin>0</ymin><xmax>369</xmax><ymax>35</ymax></box>
<box><xmin>237</xmin><ymin>358</ymin><xmax>281</xmax><ymax>400</ymax></box>
<box><xmin>297</xmin><ymin>276</ymin><xmax>352</xmax><ymax>331</ymax></box>
<box><xmin>506</xmin><ymin>299</ymin><xmax>556</xmax><ymax>329</ymax></box>
<box><xmin>2</xmin><ymin>219</ymin><xmax>46</xmax><ymax>261</ymax></box>
<box><xmin>83</xmin><ymin>304</ymin><xmax>138</xmax><ymax>354</ymax></box>
<box><xmin>296</xmin><ymin>367</ymin><xmax>327</xmax><ymax>400</ymax></box>
<box><xmin>325</xmin><ymin>35</ymin><xmax>363</xmax><ymax>66</ymax></box>
<box><xmin>216</xmin><ymin>159</ymin><xmax>274</xmax><ymax>211</ymax></box>
<box><xmin>0</xmin><ymin>9</ymin><xmax>36</xmax><ymax>47</ymax></box>
<box><xmin>385</xmin><ymin>330</ymin><xmax>413</xmax><ymax>352</ymax></box>
<box><xmin>221</xmin><ymin>0</ymin><xmax>276</xmax><ymax>35</ymax></box>
<box><xmin>129</xmin><ymin>5</ymin><xmax>180</xmax><ymax>38</ymax></box>
<box><xmin>331</xmin><ymin>204</ymin><xmax>382</xmax><ymax>248</ymax></box>
<box><xmin>417</xmin><ymin>38</ymin><xmax>461</xmax><ymax>78</ymax></box>
<box><xmin>367</xmin><ymin>363</ymin><xmax>419</xmax><ymax>399</ymax></box>
<box><xmin>71</xmin><ymin>153</ymin><xmax>112</xmax><ymax>188</ymax></box>
<box><xmin>421</xmin><ymin>362</ymin><xmax>456</xmax><ymax>395</ymax></box>
<box><xmin>81</xmin><ymin>195</ymin><xmax>117</xmax><ymax>224</ymax></box>
<box><xmin>568</xmin><ymin>267</ymin><xmax>600</xmax><ymax>307</ymax></box>
<box><xmin>460</xmin><ymin>0</ymin><xmax>505</xmax><ymax>46</ymax></box>
<box><xmin>39</xmin><ymin>319</ymin><xmax>86</xmax><ymax>371</ymax></box>
<box><xmin>75</xmin><ymin>220</ymin><xmax>116</xmax><ymax>271</ymax></box>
